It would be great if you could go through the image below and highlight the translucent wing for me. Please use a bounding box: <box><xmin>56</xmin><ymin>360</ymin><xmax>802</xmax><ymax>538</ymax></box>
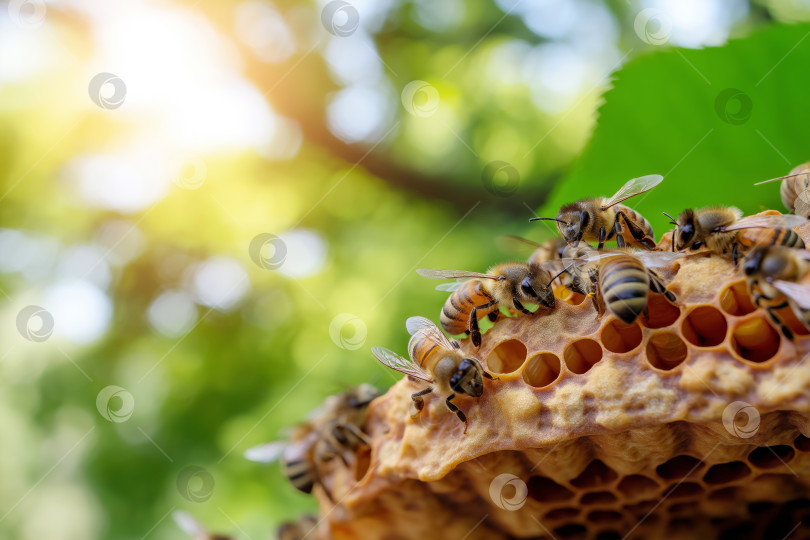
<box><xmin>496</xmin><ymin>234</ymin><xmax>543</xmax><ymax>252</ymax></box>
<box><xmin>636</xmin><ymin>251</ymin><xmax>687</xmax><ymax>268</ymax></box>
<box><xmin>416</xmin><ymin>268</ymin><xmax>502</xmax><ymax>280</ymax></box>
<box><xmin>244</xmin><ymin>441</ymin><xmax>288</xmax><ymax>463</ymax></box>
<box><xmin>772</xmin><ymin>280</ymin><xmax>810</xmax><ymax>310</ymax></box>
<box><xmin>601</xmin><ymin>174</ymin><xmax>664</xmax><ymax>209</ymax></box>
<box><xmin>435</xmin><ymin>282</ymin><xmax>465</xmax><ymax>292</ymax></box>
<box><xmin>405</xmin><ymin>316</ymin><xmax>457</xmax><ymax>350</ymax></box>
<box><xmin>173</xmin><ymin>511</ymin><xmax>207</xmax><ymax>538</ymax></box>
<box><xmin>795</xmin><ymin>190</ymin><xmax>810</xmax><ymax>218</ymax></box>
<box><xmin>720</xmin><ymin>214</ymin><xmax>807</xmax><ymax>232</ymax></box>
<box><xmin>371</xmin><ymin>346</ymin><xmax>434</xmax><ymax>383</ymax></box>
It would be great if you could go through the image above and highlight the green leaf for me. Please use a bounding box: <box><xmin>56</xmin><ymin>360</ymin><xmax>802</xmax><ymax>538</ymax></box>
<box><xmin>541</xmin><ymin>23</ymin><xmax>810</xmax><ymax>237</ymax></box>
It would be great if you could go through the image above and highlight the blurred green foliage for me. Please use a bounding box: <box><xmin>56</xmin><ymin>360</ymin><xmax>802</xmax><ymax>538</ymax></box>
<box><xmin>0</xmin><ymin>1</ymin><xmax>809</xmax><ymax>539</ymax></box>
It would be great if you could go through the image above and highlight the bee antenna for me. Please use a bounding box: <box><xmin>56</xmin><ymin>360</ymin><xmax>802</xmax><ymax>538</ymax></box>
<box><xmin>529</xmin><ymin>217</ymin><xmax>569</xmax><ymax>225</ymax></box>
<box><xmin>543</xmin><ymin>264</ymin><xmax>573</xmax><ymax>289</ymax></box>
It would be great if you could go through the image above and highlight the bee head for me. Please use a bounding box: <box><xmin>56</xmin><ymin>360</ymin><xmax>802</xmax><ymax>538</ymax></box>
<box><xmin>743</xmin><ymin>247</ymin><xmax>765</xmax><ymax>276</ymax></box>
<box><xmin>346</xmin><ymin>384</ymin><xmax>380</xmax><ymax>409</ymax></box>
<box><xmin>529</xmin><ymin>206</ymin><xmax>583</xmax><ymax>245</ymax></box>
<box><xmin>761</xmin><ymin>250</ymin><xmax>789</xmax><ymax>278</ymax></box>
<box><xmin>521</xmin><ymin>267</ymin><xmax>557</xmax><ymax>309</ymax></box>
<box><xmin>450</xmin><ymin>358</ymin><xmax>485</xmax><ymax>398</ymax></box>
<box><xmin>673</xmin><ymin>209</ymin><xmax>696</xmax><ymax>251</ymax></box>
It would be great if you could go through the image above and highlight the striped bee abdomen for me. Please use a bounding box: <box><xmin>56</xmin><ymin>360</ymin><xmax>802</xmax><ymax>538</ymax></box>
<box><xmin>439</xmin><ymin>280</ymin><xmax>496</xmax><ymax>337</ymax></box>
<box><xmin>599</xmin><ymin>255</ymin><xmax>650</xmax><ymax>324</ymax></box>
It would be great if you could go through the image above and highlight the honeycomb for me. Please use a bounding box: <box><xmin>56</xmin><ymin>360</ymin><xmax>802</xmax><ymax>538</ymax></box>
<box><xmin>304</xmin><ymin>224</ymin><xmax>810</xmax><ymax>540</ymax></box>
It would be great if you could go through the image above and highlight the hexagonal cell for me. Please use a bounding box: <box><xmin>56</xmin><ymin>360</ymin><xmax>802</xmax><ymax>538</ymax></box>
<box><xmin>681</xmin><ymin>305</ymin><xmax>728</xmax><ymax>347</ymax></box>
<box><xmin>555</xmin><ymin>285</ymin><xmax>586</xmax><ymax>306</ymax></box>
<box><xmin>720</xmin><ymin>280</ymin><xmax>756</xmax><ymax>316</ymax></box>
<box><xmin>656</xmin><ymin>455</ymin><xmax>705</xmax><ymax>480</ymax></box>
<box><xmin>527</xmin><ymin>476</ymin><xmax>575</xmax><ymax>503</ymax></box>
<box><xmin>587</xmin><ymin>510</ymin><xmax>623</xmax><ymax>524</ymax></box>
<box><xmin>522</xmin><ymin>352</ymin><xmax>561</xmax><ymax>388</ymax></box>
<box><xmin>640</xmin><ymin>293</ymin><xmax>680</xmax><ymax>329</ymax></box>
<box><xmin>570</xmin><ymin>460</ymin><xmax>618</xmax><ymax>488</ymax></box>
<box><xmin>669</xmin><ymin>501</ymin><xmax>699</xmax><ymax>514</ymax></box>
<box><xmin>645</xmin><ymin>331</ymin><xmax>688</xmax><ymax>370</ymax></box>
<box><xmin>545</xmin><ymin>507</ymin><xmax>579</xmax><ymax>521</ymax></box>
<box><xmin>666</xmin><ymin>482</ymin><xmax>704</xmax><ymax>499</ymax></box>
<box><xmin>623</xmin><ymin>500</ymin><xmax>657</xmax><ymax>515</ymax></box>
<box><xmin>553</xmin><ymin>524</ymin><xmax>587</xmax><ymax>539</ymax></box>
<box><xmin>580</xmin><ymin>491</ymin><xmax>618</xmax><ymax>505</ymax></box>
<box><xmin>600</xmin><ymin>319</ymin><xmax>643</xmax><ymax>354</ymax></box>
<box><xmin>748</xmin><ymin>445</ymin><xmax>796</xmax><ymax>469</ymax></box>
<box><xmin>703</xmin><ymin>461</ymin><xmax>751</xmax><ymax>485</ymax></box>
<box><xmin>486</xmin><ymin>339</ymin><xmax>527</xmax><ymax>374</ymax></box>
<box><xmin>563</xmin><ymin>338</ymin><xmax>603</xmax><ymax>374</ymax></box>
<box><xmin>794</xmin><ymin>434</ymin><xmax>810</xmax><ymax>452</ymax></box>
<box><xmin>617</xmin><ymin>474</ymin><xmax>659</xmax><ymax>499</ymax></box>
<box><xmin>731</xmin><ymin>316</ymin><xmax>781</xmax><ymax>363</ymax></box>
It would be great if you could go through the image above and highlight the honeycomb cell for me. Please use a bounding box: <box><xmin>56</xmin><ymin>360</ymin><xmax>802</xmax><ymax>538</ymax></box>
<box><xmin>640</xmin><ymin>293</ymin><xmax>680</xmax><ymax>329</ymax></box>
<box><xmin>580</xmin><ymin>491</ymin><xmax>618</xmax><ymax>505</ymax></box>
<box><xmin>720</xmin><ymin>281</ymin><xmax>757</xmax><ymax>316</ymax></box>
<box><xmin>587</xmin><ymin>510</ymin><xmax>622</xmax><ymax>523</ymax></box>
<box><xmin>569</xmin><ymin>460</ymin><xmax>618</xmax><ymax>488</ymax></box>
<box><xmin>682</xmin><ymin>305</ymin><xmax>728</xmax><ymax>347</ymax></box>
<box><xmin>656</xmin><ymin>455</ymin><xmax>705</xmax><ymax>480</ymax></box>
<box><xmin>553</xmin><ymin>523</ymin><xmax>587</xmax><ymax>539</ymax></box>
<box><xmin>645</xmin><ymin>331</ymin><xmax>688</xmax><ymax>370</ymax></box>
<box><xmin>522</xmin><ymin>352</ymin><xmax>561</xmax><ymax>388</ymax></box>
<box><xmin>666</xmin><ymin>482</ymin><xmax>704</xmax><ymax>499</ymax></box>
<box><xmin>795</xmin><ymin>434</ymin><xmax>810</xmax><ymax>452</ymax></box>
<box><xmin>703</xmin><ymin>461</ymin><xmax>751</xmax><ymax>485</ymax></box>
<box><xmin>545</xmin><ymin>508</ymin><xmax>579</xmax><ymax>520</ymax></box>
<box><xmin>623</xmin><ymin>500</ymin><xmax>657</xmax><ymax>514</ymax></box>
<box><xmin>617</xmin><ymin>475</ymin><xmax>659</xmax><ymax>499</ymax></box>
<box><xmin>669</xmin><ymin>501</ymin><xmax>699</xmax><ymax>514</ymax></box>
<box><xmin>563</xmin><ymin>339</ymin><xmax>603</xmax><ymax>374</ymax></box>
<box><xmin>708</xmin><ymin>487</ymin><xmax>739</xmax><ymax>502</ymax></box>
<box><xmin>600</xmin><ymin>319</ymin><xmax>643</xmax><ymax>354</ymax></box>
<box><xmin>527</xmin><ymin>476</ymin><xmax>575</xmax><ymax>503</ymax></box>
<box><xmin>731</xmin><ymin>317</ymin><xmax>780</xmax><ymax>363</ymax></box>
<box><xmin>486</xmin><ymin>339</ymin><xmax>527</xmax><ymax>374</ymax></box>
<box><xmin>748</xmin><ymin>445</ymin><xmax>796</xmax><ymax>469</ymax></box>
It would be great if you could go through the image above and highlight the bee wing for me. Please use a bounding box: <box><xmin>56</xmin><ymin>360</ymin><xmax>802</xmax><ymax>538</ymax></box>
<box><xmin>795</xmin><ymin>190</ymin><xmax>810</xmax><ymax>217</ymax></box>
<box><xmin>435</xmin><ymin>282</ymin><xmax>465</xmax><ymax>292</ymax></box>
<box><xmin>244</xmin><ymin>441</ymin><xmax>289</xmax><ymax>463</ymax></box>
<box><xmin>371</xmin><ymin>346</ymin><xmax>434</xmax><ymax>383</ymax></box>
<box><xmin>600</xmin><ymin>174</ymin><xmax>664</xmax><ymax>210</ymax></box>
<box><xmin>416</xmin><ymin>268</ymin><xmax>502</xmax><ymax>280</ymax></box>
<box><xmin>405</xmin><ymin>316</ymin><xmax>457</xmax><ymax>350</ymax></box>
<box><xmin>173</xmin><ymin>511</ymin><xmax>207</xmax><ymax>538</ymax></box>
<box><xmin>771</xmin><ymin>280</ymin><xmax>810</xmax><ymax>310</ymax></box>
<box><xmin>720</xmin><ymin>214</ymin><xmax>808</xmax><ymax>232</ymax></box>
<box><xmin>496</xmin><ymin>235</ymin><xmax>543</xmax><ymax>253</ymax></box>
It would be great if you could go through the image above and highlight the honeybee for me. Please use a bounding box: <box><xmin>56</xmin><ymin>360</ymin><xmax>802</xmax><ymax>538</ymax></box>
<box><xmin>244</xmin><ymin>385</ymin><xmax>378</xmax><ymax>500</ymax></box>
<box><xmin>754</xmin><ymin>162</ymin><xmax>810</xmax><ymax>218</ymax></box>
<box><xmin>663</xmin><ymin>208</ymin><xmax>806</xmax><ymax>264</ymax></box>
<box><xmin>371</xmin><ymin>317</ymin><xmax>497</xmax><ymax>433</ymax></box>
<box><xmin>173</xmin><ymin>511</ymin><xmax>232</xmax><ymax>540</ymax></box>
<box><xmin>499</xmin><ymin>235</ymin><xmax>571</xmax><ymax>287</ymax></box>
<box><xmin>417</xmin><ymin>261</ymin><xmax>571</xmax><ymax>347</ymax></box>
<box><xmin>530</xmin><ymin>174</ymin><xmax>664</xmax><ymax>249</ymax></box>
<box><xmin>277</xmin><ymin>515</ymin><xmax>318</xmax><ymax>540</ymax></box>
<box><xmin>742</xmin><ymin>245</ymin><xmax>810</xmax><ymax>339</ymax></box>
<box><xmin>566</xmin><ymin>247</ymin><xmax>678</xmax><ymax>324</ymax></box>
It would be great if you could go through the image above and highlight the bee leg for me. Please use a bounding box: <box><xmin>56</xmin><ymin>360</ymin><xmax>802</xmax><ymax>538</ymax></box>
<box><xmin>648</xmin><ymin>270</ymin><xmax>677</xmax><ymax>303</ymax></box>
<box><xmin>612</xmin><ymin>218</ymin><xmax>627</xmax><ymax>248</ymax></box>
<box><xmin>732</xmin><ymin>243</ymin><xmax>741</xmax><ymax>266</ymax></box>
<box><xmin>471</xmin><ymin>301</ymin><xmax>497</xmax><ymax>347</ymax></box>
<box><xmin>587</xmin><ymin>268</ymin><xmax>600</xmax><ymax>315</ymax></box>
<box><xmin>410</xmin><ymin>387</ymin><xmax>433</xmax><ymax>417</ymax></box>
<box><xmin>598</xmin><ymin>226</ymin><xmax>607</xmax><ymax>249</ymax></box>
<box><xmin>512</xmin><ymin>297</ymin><xmax>533</xmax><ymax>315</ymax></box>
<box><xmin>766</xmin><ymin>305</ymin><xmax>794</xmax><ymax>340</ymax></box>
<box><xmin>338</xmin><ymin>422</ymin><xmax>370</xmax><ymax>447</ymax></box>
<box><xmin>487</xmin><ymin>311</ymin><xmax>499</xmax><ymax>322</ymax></box>
<box><xmin>482</xmin><ymin>370</ymin><xmax>499</xmax><ymax>381</ymax></box>
<box><xmin>445</xmin><ymin>393</ymin><xmax>468</xmax><ymax>434</ymax></box>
